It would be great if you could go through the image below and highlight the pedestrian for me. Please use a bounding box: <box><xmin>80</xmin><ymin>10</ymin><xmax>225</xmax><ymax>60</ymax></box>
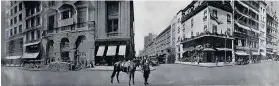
<box><xmin>215</xmin><ymin>56</ymin><xmax>218</xmax><ymax>66</ymax></box>
<box><xmin>141</xmin><ymin>56</ymin><xmax>151</xmax><ymax>85</ymax></box>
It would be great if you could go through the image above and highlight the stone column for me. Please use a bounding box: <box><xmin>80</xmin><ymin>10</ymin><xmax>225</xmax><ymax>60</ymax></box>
<box><xmin>232</xmin><ymin>39</ymin><xmax>235</xmax><ymax>63</ymax></box>
<box><xmin>54</xmin><ymin>41</ymin><xmax>61</xmax><ymax>62</ymax></box>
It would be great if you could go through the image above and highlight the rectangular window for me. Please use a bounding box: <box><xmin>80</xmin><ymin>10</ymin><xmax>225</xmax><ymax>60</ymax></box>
<box><xmin>37</xmin><ymin>30</ymin><xmax>40</xmax><ymax>39</ymax></box>
<box><xmin>62</xmin><ymin>10</ymin><xmax>70</xmax><ymax>19</ymax></box>
<box><xmin>212</xmin><ymin>9</ymin><xmax>218</xmax><ymax>19</ymax></box>
<box><xmin>203</xmin><ymin>10</ymin><xmax>207</xmax><ymax>21</ymax></box>
<box><xmin>36</xmin><ymin>16</ymin><xmax>40</xmax><ymax>26</ymax></box>
<box><xmin>14</xmin><ymin>16</ymin><xmax>17</xmax><ymax>24</ymax></box>
<box><xmin>19</xmin><ymin>14</ymin><xmax>22</xmax><ymax>21</ymax></box>
<box><xmin>177</xmin><ymin>26</ymin><xmax>180</xmax><ymax>33</ymax></box>
<box><xmin>14</xmin><ymin>6</ymin><xmax>17</xmax><ymax>14</ymax></box>
<box><xmin>19</xmin><ymin>3</ymin><xmax>22</xmax><ymax>11</ymax></box>
<box><xmin>31</xmin><ymin>31</ymin><xmax>34</xmax><ymax>40</ymax></box>
<box><xmin>10</xmin><ymin>9</ymin><xmax>13</xmax><ymax>16</ymax></box>
<box><xmin>107</xmin><ymin>19</ymin><xmax>119</xmax><ymax>33</ymax></box>
<box><xmin>107</xmin><ymin>1</ymin><xmax>119</xmax><ymax>33</ymax></box>
<box><xmin>14</xmin><ymin>27</ymin><xmax>17</xmax><ymax>35</ymax></box>
<box><xmin>212</xmin><ymin>24</ymin><xmax>217</xmax><ymax>33</ymax></box>
<box><xmin>36</xmin><ymin>6</ymin><xmax>40</xmax><ymax>12</ymax></box>
<box><xmin>31</xmin><ymin>18</ymin><xmax>34</xmax><ymax>27</ymax></box>
<box><xmin>10</xmin><ymin>19</ymin><xmax>13</xmax><ymax>26</ymax></box>
<box><xmin>19</xmin><ymin>25</ymin><xmax>22</xmax><ymax>33</ymax></box>
<box><xmin>191</xmin><ymin>18</ymin><xmax>193</xmax><ymax>28</ymax></box>
<box><xmin>10</xmin><ymin>29</ymin><xmax>13</xmax><ymax>36</ymax></box>
<box><xmin>48</xmin><ymin>15</ymin><xmax>55</xmax><ymax>30</ymax></box>
<box><xmin>26</xmin><ymin>33</ymin><xmax>29</xmax><ymax>41</ymax></box>
<box><xmin>227</xmin><ymin>14</ymin><xmax>231</xmax><ymax>24</ymax></box>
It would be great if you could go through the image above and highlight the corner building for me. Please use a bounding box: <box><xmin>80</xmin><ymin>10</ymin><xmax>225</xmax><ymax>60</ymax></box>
<box><xmin>181</xmin><ymin>1</ymin><xmax>234</xmax><ymax>63</ymax></box>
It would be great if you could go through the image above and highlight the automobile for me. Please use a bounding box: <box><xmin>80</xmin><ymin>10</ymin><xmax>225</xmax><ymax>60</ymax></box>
<box><xmin>150</xmin><ymin>58</ymin><xmax>159</xmax><ymax>66</ymax></box>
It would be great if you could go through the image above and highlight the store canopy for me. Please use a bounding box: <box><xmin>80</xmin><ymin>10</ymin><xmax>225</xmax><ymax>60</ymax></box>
<box><xmin>6</xmin><ymin>56</ymin><xmax>21</xmax><ymax>59</ymax></box>
<box><xmin>267</xmin><ymin>52</ymin><xmax>274</xmax><ymax>54</ymax></box>
<box><xmin>235</xmin><ymin>51</ymin><xmax>249</xmax><ymax>56</ymax></box>
<box><xmin>22</xmin><ymin>52</ymin><xmax>39</xmax><ymax>59</ymax></box>
<box><xmin>96</xmin><ymin>46</ymin><xmax>105</xmax><ymax>56</ymax></box>
<box><xmin>216</xmin><ymin>48</ymin><xmax>232</xmax><ymax>51</ymax></box>
<box><xmin>24</xmin><ymin>41</ymin><xmax>40</xmax><ymax>46</ymax></box>
<box><xmin>106</xmin><ymin>46</ymin><xmax>117</xmax><ymax>56</ymax></box>
<box><xmin>202</xmin><ymin>48</ymin><xmax>215</xmax><ymax>51</ymax></box>
<box><xmin>252</xmin><ymin>52</ymin><xmax>260</xmax><ymax>55</ymax></box>
<box><xmin>118</xmin><ymin>45</ymin><xmax>126</xmax><ymax>56</ymax></box>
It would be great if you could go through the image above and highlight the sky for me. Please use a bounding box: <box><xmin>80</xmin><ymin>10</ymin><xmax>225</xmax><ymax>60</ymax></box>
<box><xmin>133</xmin><ymin>1</ymin><xmax>192</xmax><ymax>56</ymax></box>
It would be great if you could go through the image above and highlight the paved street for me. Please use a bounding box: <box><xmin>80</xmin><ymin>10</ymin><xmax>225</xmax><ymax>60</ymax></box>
<box><xmin>2</xmin><ymin>62</ymin><xmax>279</xmax><ymax>86</ymax></box>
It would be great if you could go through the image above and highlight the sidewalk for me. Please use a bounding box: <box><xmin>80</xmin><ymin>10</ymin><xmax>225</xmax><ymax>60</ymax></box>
<box><xmin>83</xmin><ymin>66</ymin><xmax>156</xmax><ymax>71</ymax></box>
<box><xmin>175</xmin><ymin>61</ymin><xmax>234</xmax><ymax>67</ymax></box>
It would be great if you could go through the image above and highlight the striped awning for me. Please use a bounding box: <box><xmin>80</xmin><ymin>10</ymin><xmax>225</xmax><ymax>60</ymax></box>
<box><xmin>106</xmin><ymin>46</ymin><xmax>117</xmax><ymax>56</ymax></box>
<box><xmin>96</xmin><ymin>46</ymin><xmax>105</xmax><ymax>56</ymax></box>
<box><xmin>118</xmin><ymin>45</ymin><xmax>126</xmax><ymax>55</ymax></box>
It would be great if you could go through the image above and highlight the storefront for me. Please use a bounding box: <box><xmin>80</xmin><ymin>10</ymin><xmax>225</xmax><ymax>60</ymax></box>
<box><xmin>95</xmin><ymin>40</ymin><xmax>129</xmax><ymax>66</ymax></box>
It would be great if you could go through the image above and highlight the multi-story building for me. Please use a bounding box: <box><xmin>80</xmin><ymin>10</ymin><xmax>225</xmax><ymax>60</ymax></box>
<box><xmin>155</xmin><ymin>25</ymin><xmax>172</xmax><ymax>60</ymax></box>
<box><xmin>233</xmin><ymin>1</ymin><xmax>261</xmax><ymax>63</ymax></box>
<box><xmin>94</xmin><ymin>1</ymin><xmax>135</xmax><ymax>65</ymax></box>
<box><xmin>39</xmin><ymin>1</ymin><xmax>134</xmax><ymax>66</ymax></box>
<box><xmin>180</xmin><ymin>1</ymin><xmax>234</xmax><ymax>63</ymax></box>
<box><xmin>171</xmin><ymin>11</ymin><xmax>183</xmax><ymax>61</ymax></box>
<box><xmin>259</xmin><ymin>1</ymin><xmax>267</xmax><ymax>60</ymax></box>
<box><xmin>21</xmin><ymin>1</ymin><xmax>43</xmax><ymax>61</ymax></box>
<box><xmin>265</xmin><ymin>1</ymin><xmax>278</xmax><ymax>60</ymax></box>
<box><xmin>5</xmin><ymin>1</ymin><xmax>26</xmax><ymax>65</ymax></box>
<box><xmin>144</xmin><ymin>33</ymin><xmax>157</xmax><ymax>48</ymax></box>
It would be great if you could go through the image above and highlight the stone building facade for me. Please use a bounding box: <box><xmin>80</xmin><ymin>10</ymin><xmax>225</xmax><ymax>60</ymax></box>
<box><xmin>4</xmin><ymin>1</ymin><xmax>135</xmax><ymax>66</ymax></box>
<box><xmin>5</xmin><ymin>1</ymin><xmax>25</xmax><ymax>64</ymax></box>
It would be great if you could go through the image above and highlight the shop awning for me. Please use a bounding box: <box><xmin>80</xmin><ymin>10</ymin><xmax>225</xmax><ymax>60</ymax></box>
<box><xmin>235</xmin><ymin>51</ymin><xmax>249</xmax><ymax>56</ymax></box>
<box><xmin>106</xmin><ymin>46</ymin><xmax>117</xmax><ymax>56</ymax></box>
<box><xmin>22</xmin><ymin>52</ymin><xmax>39</xmax><ymax>59</ymax></box>
<box><xmin>6</xmin><ymin>56</ymin><xmax>21</xmax><ymax>59</ymax></box>
<box><xmin>96</xmin><ymin>46</ymin><xmax>105</xmax><ymax>56</ymax></box>
<box><xmin>216</xmin><ymin>48</ymin><xmax>232</xmax><ymax>51</ymax></box>
<box><xmin>252</xmin><ymin>52</ymin><xmax>260</xmax><ymax>55</ymax></box>
<box><xmin>267</xmin><ymin>52</ymin><xmax>274</xmax><ymax>54</ymax></box>
<box><xmin>24</xmin><ymin>41</ymin><xmax>40</xmax><ymax>46</ymax></box>
<box><xmin>202</xmin><ymin>48</ymin><xmax>215</xmax><ymax>51</ymax></box>
<box><xmin>118</xmin><ymin>45</ymin><xmax>126</xmax><ymax>55</ymax></box>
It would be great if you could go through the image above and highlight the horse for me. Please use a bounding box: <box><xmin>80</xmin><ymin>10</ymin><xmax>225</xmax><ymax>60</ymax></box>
<box><xmin>111</xmin><ymin>59</ymin><xmax>141</xmax><ymax>85</ymax></box>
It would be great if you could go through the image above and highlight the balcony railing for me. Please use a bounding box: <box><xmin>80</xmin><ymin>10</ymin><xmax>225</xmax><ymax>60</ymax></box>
<box><xmin>107</xmin><ymin>32</ymin><xmax>121</xmax><ymax>37</ymax></box>
<box><xmin>58</xmin><ymin>18</ymin><xmax>74</xmax><ymax>27</ymax></box>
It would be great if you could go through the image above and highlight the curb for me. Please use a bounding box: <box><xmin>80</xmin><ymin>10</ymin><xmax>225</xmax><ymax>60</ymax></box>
<box><xmin>176</xmin><ymin>62</ymin><xmax>235</xmax><ymax>67</ymax></box>
<box><xmin>83</xmin><ymin>67</ymin><xmax>156</xmax><ymax>71</ymax></box>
